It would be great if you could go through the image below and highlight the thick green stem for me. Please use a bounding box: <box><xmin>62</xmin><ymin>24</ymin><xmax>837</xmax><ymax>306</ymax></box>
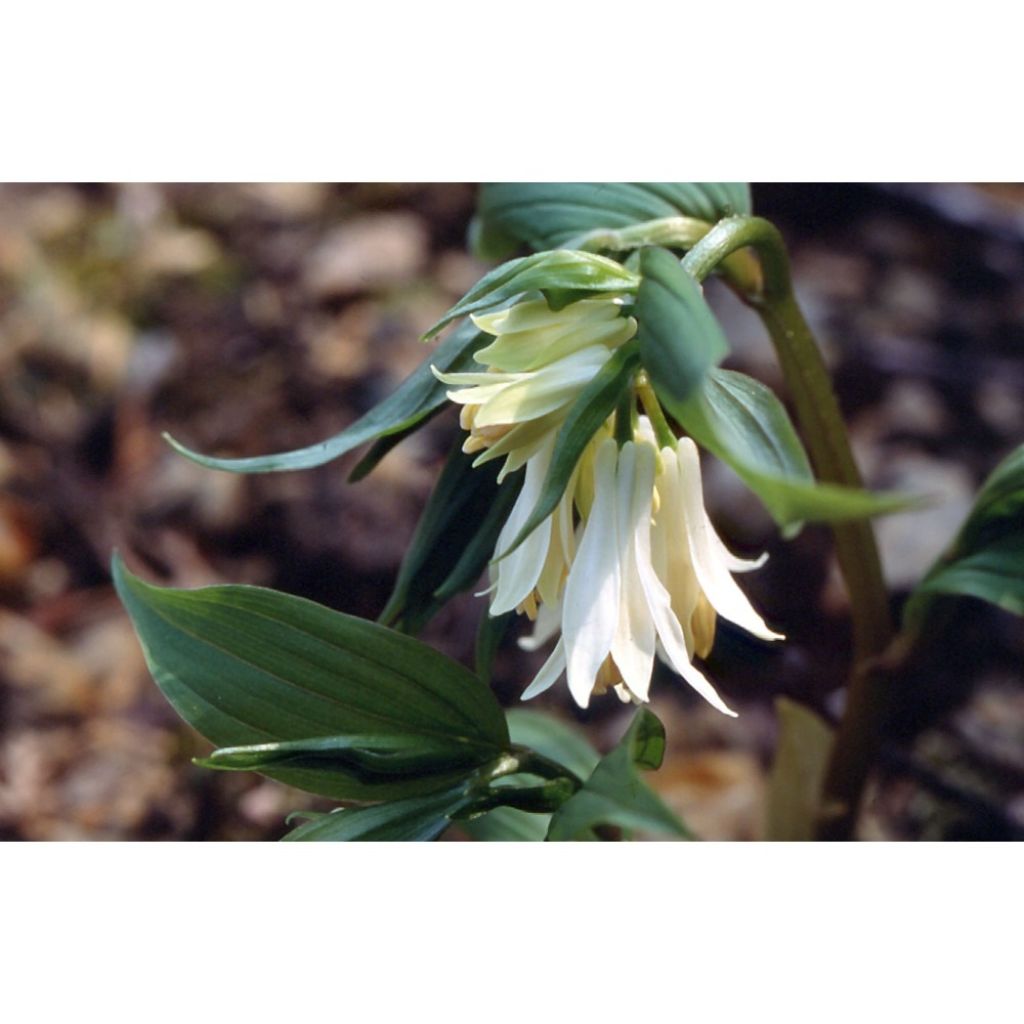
<box><xmin>683</xmin><ymin>216</ymin><xmax>894</xmax><ymax>841</ymax></box>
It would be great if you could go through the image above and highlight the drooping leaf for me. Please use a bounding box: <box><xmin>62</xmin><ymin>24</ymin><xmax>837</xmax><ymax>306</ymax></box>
<box><xmin>346</xmin><ymin>404</ymin><xmax>446</xmax><ymax>483</ymax></box>
<box><xmin>379</xmin><ymin>439</ymin><xmax>521</xmax><ymax>633</ymax></box>
<box><xmin>659</xmin><ymin>366</ymin><xmax>916</xmax><ymax>532</ymax></box>
<box><xmin>282</xmin><ymin>787</ymin><xmax>474</xmax><ymax>841</ymax></box>
<box><xmin>499</xmin><ymin>339</ymin><xmax>640</xmax><ymax>557</ymax></box>
<box><xmin>546</xmin><ymin>708</ymin><xmax>693</xmax><ymax>841</ymax></box>
<box><xmin>163</xmin><ymin>318</ymin><xmax>482</xmax><ymax>474</ymax></box>
<box><xmin>764</xmin><ymin>698</ymin><xmax>835</xmax><ymax>841</ymax></box>
<box><xmin>474</xmin><ymin>183</ymin><xmax>752</xmax><ymax>256</ymax></box>
<box><xmin>431</xmin><ymin>477</ymin><xmax>522</xmax><ymax>603</ymax></box>
<box><xmin>905</xmin><ymin>445</ymin><xmax>1024</xmax><ymax>629</ymax></box>
<box><xmin>113</xmin><ymin>555</ymin><xmax>510</xmax><ymax>802</ymax></box>
<box><xmin>424</xmin><ymin>250</ymin><xmax>639</xmax><ymax>340</ymax></box>
<box><xmin>636</xmin><ymin>247</ymin><xmax>728</xmax><ymax>404</ymax></box>
<box><xmin>475</xmin><ymin>610</ymin><xmax>514</xmax><ymax>685</ymax></box>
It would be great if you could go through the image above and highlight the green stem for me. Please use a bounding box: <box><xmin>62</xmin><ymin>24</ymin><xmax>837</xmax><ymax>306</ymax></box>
<box><xmin>683</xmin><ymin>216</ymin><xmax>894</xmax><ymax>841</ymax></box>
<box><xmin>508</xmin><ymin>746</ymin><xmax>585</xmax><ymax>790</ymax></box>
<box><xmin>637</xmin><ymin>373</ymin><xmax>677</xmax><ymax>448</ymax></box>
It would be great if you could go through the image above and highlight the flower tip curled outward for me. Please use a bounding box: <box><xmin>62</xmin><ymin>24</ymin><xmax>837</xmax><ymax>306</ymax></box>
<box><xmin>437</xmin><ymin>290</ymin><xmax>781</xmax><ymax>716</ymax></box>
<box><xmin>517</xmin><ymin>426</ymin><xmax>782</xmax><ymax>716</ymax></box>
<box><xmin>430</xmin><ymin>293</ymin><xmax>637</xmax><ymax>477</ymax></box>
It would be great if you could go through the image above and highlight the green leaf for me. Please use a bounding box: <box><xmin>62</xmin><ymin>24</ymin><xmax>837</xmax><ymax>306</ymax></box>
<box><xmin>661</xmin><ymin>366</ymin><xmax>915</xmax><ymax>532</ymax></box>
<box><xmin>460</xmin><ymin>806</ymin><xmax>551</xmax><ymax>842</ymax></box>
<box><xmin>636</xmin><ymin>247</ymin><xmax>728</xmax><ymax>404</ymax></box>
<box><xmin>905</xmin><ymin>443</ymin><xmax>1024</xmax><ymax>629</ymax></box>
<box><xmin>112</xmin><ymin>555</ymin><xmax>509</xmax><ymax>802</ymax></box>
<box><xmin>907</xmin><ymin>535</ymin><xmax>1024</xmax><ymax>628</ymax></box>
<box><xmin>475</xmin><ymin>610</ymin><xmax>514</xmax><ymax>685</ymax></box>
<box><xmin>546</xmin><ymin>708</ymin><xmax>692</xmax><ymax>841</ymax></box>
<box><xmin>506</xmin><ymin>709</ymin><xmax>600</xmax><ymax>783</ymax></box>
<box><xmin>764</xmin><ymin>698</ymin><xmax>835</xmax><ymax>841</ymax></box>
<box><xmin>958</xmin><ymin>443</ymin><xmax>1024</xmax><ymax>550</ymax></box>
<box><xmin>424</xmin><ymin>250</ymin><xmax>639</xmax><ymax>340</ymax></box>
<box><xmin>379</xmin><ymin>439</ymin><xmax>522</xmax><ymax>633</ymax></box>
<box><xmin>346</xmin><ymin>404</ymin><xmax>446</xmax><ymax>483</ymax></box>
<box><xmin>196</xmin><ymin>732</ymin><xmax>487</xmax><ymax>776</ymax></box>
<box><xmin>163</xmin><ymin>318</ymin><xmax>482</xmax><ymax>474</ymax></box>
<box><xmin>459</xmin><ymin>713</ymin><xmax>603</xmax><ymax>841</ymax></box>
<box><xmin>499</xmin><ymin>339</ymin><xmax>641</xmax><ymax>558</ymax></box>
<box><xmin>282</xmin><ymin>787</ymin><xmax>473</xmax><ymax>841</ymax></box>
<box><xmin>476</xmin><ymin>183</ymin><xmax>752</xmax><ymax>253</ymax></box>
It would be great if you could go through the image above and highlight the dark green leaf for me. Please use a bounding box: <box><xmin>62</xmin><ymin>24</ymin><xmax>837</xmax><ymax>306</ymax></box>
<box><xmin>197</xmin><ymin>732</ymin><xmax>487</xmax><ymax>776</ymax></box>
<box><xmin>379</xmin><ymin>439</ymin><xmax>521</xmax><ymax>633</ymax></box>
<box><xmin>546</xmin><ymin>708</ymin><xmax>692</xmax><ymax>841</ymax></box>
<box><xmin>346</xmin><ymin>404</ymin><xmax>446</xmax><ymax>483</ymax></box>
<box><xmin>163</xmin><ymin>319</ymin><xmax>481</xmax><ymax>474</ymax></box>
<box><xmin>636</xmin><ymin>247</ymin><xmax>728</xmax><ymax>404</ymax></box>
<box><xmin>475</xmin><ymin>610</ymin><xmax>514</xmax><ymax>685</ymax></box>
<box><xmin>459</xmin><ymin>713</ymin><xmax>602</xmax><ymax>841</ymax></box>
<box><xmin>907</xmin><ymin>534</ymin><xmax>1024</xmax><ymax>624</ymax></box>
<box><xmin>959</xmin><ymin>443</ymin><xmax>1024</xmax><ymax>550</ymax></box>
<box><xmin>424</xmin><ymin>250</ymin><xmax>639</xmax><ymax>340</ymax></box>
<box><xmin>662</xmin><ymin>367</ymin><xmax>916</xmax><ymax>532</ymax></box>
<box><xmin>499</xmin><ymin>339</ymin><xmax>641</xmax><ymax>557</ymax></box>
<box><xmin>905</xmin><ymin>444</ymin><xmax>1024</xmax><ymax>629</ymax></box>
<box><xmin>282</xmin><ymin>788</ymin><xmax>473</xmax><ymax>841</ymax></box>
<box><xmin>476</xmin><ymin>183</ymin><xmax>752</xmax><ymax>253</ymax></box>
<box><xmin>432</xmin><ymin>475</ymin><xmax>522</xmax><ymax>603</ymax></box>
<box><xmin>764</xmin><ymin>698</ymin><xmax>834</xmax><ymax>841</ymax></box>
<box><xmin>112</xmin><ymin>555</ymin><xmax>509</xmax><ymax>801</ymax></box>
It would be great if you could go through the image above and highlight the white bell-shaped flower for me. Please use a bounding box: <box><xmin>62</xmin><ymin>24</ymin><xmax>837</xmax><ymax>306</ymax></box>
<box><xmin>432</xmin><ymin>294</ymin><xmax>636</xmax><ymax>479</ymax></box>
<box><xmin>520</xmin><ymin>425</ymin><xmax>782</xmax><ymax>714</ymax></box>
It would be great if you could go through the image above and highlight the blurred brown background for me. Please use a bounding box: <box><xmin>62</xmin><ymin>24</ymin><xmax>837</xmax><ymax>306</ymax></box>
<box><xmin>1</xmin><ymin>183</ymin><xmax>1022</xmax><ymax>840</ymax></box>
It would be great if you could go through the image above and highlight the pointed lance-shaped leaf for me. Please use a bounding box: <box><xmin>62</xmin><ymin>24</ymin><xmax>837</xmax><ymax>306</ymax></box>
<box><xmin>164</xmin><ymin>318</ymin><xmax>483</xmax><ymax>475</ymax></box>
<box><xmin>379</xmin><ymin>438</ymin><xmax>522</xmax><ymax>634</ymax></box>
<box><xmin>656</xmin><ymin>366</ymin><xmax>917</xmax><ymax>533</ymax></box>
<box><xmin>112</xmin><ymin>555</ymin><xmax>510</xmax><ymax>802</ymax></box>
<box><xmin>546</xmin><ymin>708</ymin><xmax>693</xmax><ymax>841</ymax></box>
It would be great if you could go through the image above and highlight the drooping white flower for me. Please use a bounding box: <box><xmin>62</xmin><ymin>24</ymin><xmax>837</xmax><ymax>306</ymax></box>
<box><xmin>432</xmin><ymin>294</ymin><xmax>636</xmax><ymax>479</ymax></box>
<box><xmin>485</xmin><ymin>430</ymin><xmax>577</xmax><ymax>618</ymax></box>
<box><xmin>520</xmin><ymin>425</ymin><xmax>782</xmax><ymax>714</ymax></box>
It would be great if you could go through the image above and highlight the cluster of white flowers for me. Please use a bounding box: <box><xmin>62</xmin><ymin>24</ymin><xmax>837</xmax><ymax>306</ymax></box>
<box><xmin>434</xmin><ymin>293</ymin><xmax>781</xmax><ymax>714</ymax></box>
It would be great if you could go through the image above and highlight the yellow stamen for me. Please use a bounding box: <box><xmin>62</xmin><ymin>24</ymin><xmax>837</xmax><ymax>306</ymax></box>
<box><xmin>592</xmin><ymin>655</ymin><xmax>624</xmax><ymax>696</ymax></box>
<box><xmin>691</xmin><ymin>593</ymin><xmax>717</xmax><ymax>659</ymax></box>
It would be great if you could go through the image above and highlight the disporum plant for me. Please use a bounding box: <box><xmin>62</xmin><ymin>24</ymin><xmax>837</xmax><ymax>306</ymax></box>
<box><xmin>115</xmin><ymin>183</ymin><xmax>1024</xmax><ymax>841</ymax></box>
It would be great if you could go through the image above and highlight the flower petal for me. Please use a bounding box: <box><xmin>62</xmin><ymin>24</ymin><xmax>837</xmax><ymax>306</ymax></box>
<box><xmin>489</xmin><ymin>435</ymin><xmax>556</xmax><ymax>615</ymax></box>
<box><xmin>562</xmin><ymin>438</ymin><xmax>621</xmax><ymax>708</ymax></box>
<box><xmin>634</xmin><ymin>452</ymin><xmax>737</xmax><ymax>716</ymax></box>
<box><xmin>521</xmin><ymin>638</ymin><xmax>566</xmax><ymax>700</ymax></box>
<box><xmin>676</xmin><ymin>439</ymin><xmax>784</xmax><ymax>642</ymax></box>
<box><xmin>609</xmin><ymin>441</ymin><xmax>657</xmax><ymax>703</ymax></box>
